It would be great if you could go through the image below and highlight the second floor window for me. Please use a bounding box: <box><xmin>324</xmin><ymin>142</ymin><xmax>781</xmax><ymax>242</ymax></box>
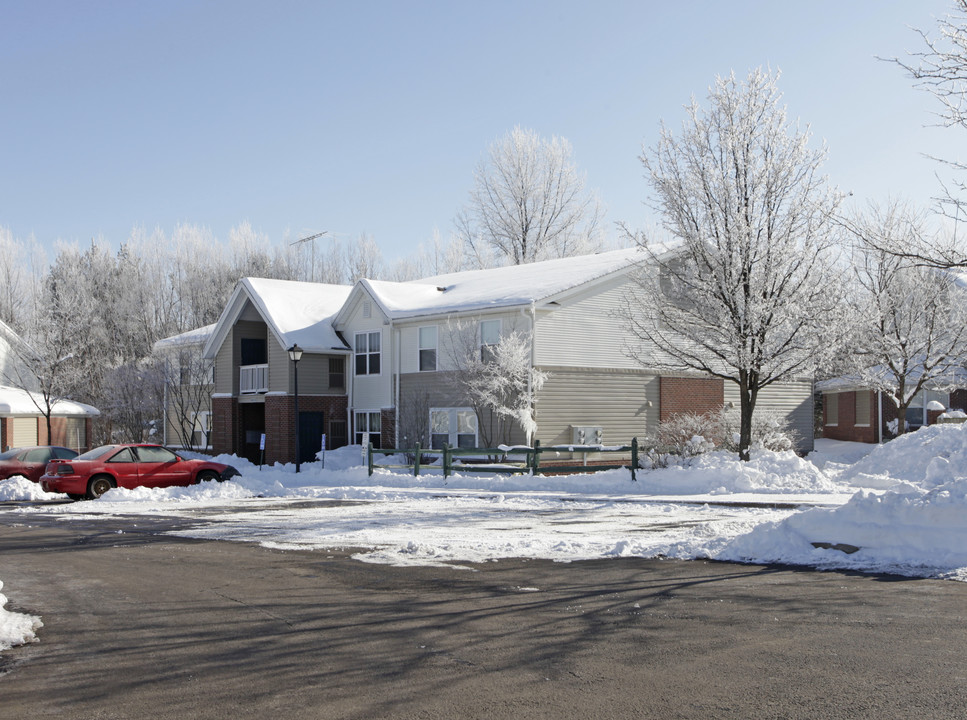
<box><xmin>419</xmin><ymin>326</ymin><xmax>437</xmax><ymax>372</ymax></box>
<box><xmin>329</xmin><ymin>357</ymin><xmax>345</xmax><ymax>388</ymax></box>
<box><xmin>355</xmin><ymin>331</ymin><xmax>381</xmax><ymax>375</ymax></box>
<box><xmin>480</xmin><ymin>319</ymin><xmax>500</xmax><ymax>363</ymax></box>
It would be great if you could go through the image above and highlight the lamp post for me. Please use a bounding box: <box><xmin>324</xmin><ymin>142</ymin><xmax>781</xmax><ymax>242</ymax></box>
<box><xmin>287</xmin><ymin>344</ymin><xmax>303</xmax><ymax>472</ymax></box>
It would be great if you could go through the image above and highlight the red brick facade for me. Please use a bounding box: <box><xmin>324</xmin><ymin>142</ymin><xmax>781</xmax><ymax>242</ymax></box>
<box><xmin>0</xmin><ymin>415</ymin><xmax>93</xmax><ymax>452</ymax></box>
<box><xmin>211</xmin><ymin>394</ymin><xmax>349</xmax><ymax>465</ymax></box>
<box><xmin>822</xmin><ymin>389</ymin><xmax>967</xmax><ymax>443</ymax></box>
<box><xmin>659</xmin><ymin>376</ymin><xmax>725</xmax><ymax>422</ymax></box>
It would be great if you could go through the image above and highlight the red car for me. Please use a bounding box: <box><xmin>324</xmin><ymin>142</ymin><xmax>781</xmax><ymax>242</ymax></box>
<box><xmin>40</xmin><ymin>444</ymin><xmax>240</xmax><ymax>500</ymax></box>
<box><xmin>0</xmin><ymin>446</ymin><xmax>79</xmax><ymax>483</ymax></box>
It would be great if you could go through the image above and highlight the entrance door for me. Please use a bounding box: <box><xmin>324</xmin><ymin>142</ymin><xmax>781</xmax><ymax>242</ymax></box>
<box><xmin>299</xmin><ymin>411</ymin><xmax>324</xmax><ymax>464</ymax></box>
<box><xmin>241</xmin><ymin>404</ymin><xmax>266</xmax><ymax>464</ymax></box>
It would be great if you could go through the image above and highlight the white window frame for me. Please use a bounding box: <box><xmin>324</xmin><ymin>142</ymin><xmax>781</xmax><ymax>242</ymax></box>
<box><xmin>479</xmin><ymin>319</ymin><xmax>501</xmax><ymax>362</ymax></box>
<box><xmin>354</xmin><ymin>331</ymin><xmax>381</xmax><ymax>376</ymax></box>
<box><xmin>429</xmin><ymin>407</ymin><xmax>478</xmax><ymax>449</ymax></box>
<box><xmin>418</xmin><ymin>326</ymin><xmax>438</xmax><ymax>372</ymax></box>
<box><xmin>354</xmin><ymin>410</ymin><xmax>382</xmax><ymax>447</ymax></box>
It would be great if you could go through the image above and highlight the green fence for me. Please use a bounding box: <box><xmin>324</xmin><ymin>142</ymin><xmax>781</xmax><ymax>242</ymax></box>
<box><xmin>367</xmin><ymin>438</ymin><xmax>641</xmax><ymax>480</ymax></box>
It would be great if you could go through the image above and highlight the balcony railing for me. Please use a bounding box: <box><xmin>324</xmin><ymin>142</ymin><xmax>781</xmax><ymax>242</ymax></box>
<box><xmin>240</xmin><ymin>364</ymin><xmax>269</xmax><ymax>394</ymax></box>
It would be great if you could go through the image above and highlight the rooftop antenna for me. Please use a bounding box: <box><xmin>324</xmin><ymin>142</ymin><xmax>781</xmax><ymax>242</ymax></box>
<box><xmin>290</xmin><ymin>231</ymin><xmax>328</xmax><ymax>282</ymax></box>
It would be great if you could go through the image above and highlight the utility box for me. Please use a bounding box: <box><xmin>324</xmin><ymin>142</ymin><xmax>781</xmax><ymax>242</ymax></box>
<box><xmin>570</xmin><ymin>425</ymin><xmax>603</xmax><ymax>445</ymax></box>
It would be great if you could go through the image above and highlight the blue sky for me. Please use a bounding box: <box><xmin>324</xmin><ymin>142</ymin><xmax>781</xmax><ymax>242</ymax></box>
<box><xmin>2</xmin><ymin>0</ymin><xmax>965</xmax><ymax>261</ymax></box>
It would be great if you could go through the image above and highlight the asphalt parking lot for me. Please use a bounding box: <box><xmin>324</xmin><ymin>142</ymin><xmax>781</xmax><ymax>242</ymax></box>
<box><xmin>1</xmin><ymin>509</ymin><xmax>966</xmax><ymax>720</ymax></box>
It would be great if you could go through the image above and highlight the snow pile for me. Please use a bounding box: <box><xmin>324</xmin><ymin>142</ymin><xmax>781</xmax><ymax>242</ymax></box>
<box><xmin>639</xmin><ymin>449</ymin><xmax>841</xmax><ymax>495</ymax></box>
<box><xmin>835</xmin><ymin>423</ymin><xmax>967</xmax><ymax>490</ymax></box>
<box><xmin>0</xmin><ymin>579</ymin><xmax>42</xmax><ymax>651</ymax></box>
<box><xmin>0</xmin><ymin>477</ymin><xmax>64</xmax><ymax>502</ymax></box>
<box><xmin>720</xmin><ymin>479</ymin><xmax>967</xmax><ymax>580</ymax></box>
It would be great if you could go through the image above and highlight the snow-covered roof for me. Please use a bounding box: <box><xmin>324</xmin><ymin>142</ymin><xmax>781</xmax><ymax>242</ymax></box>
<box><xmin>153</xmin><ymin>324</ymin><xmax>216</xmax><ymax>352</ymax></box>
<box><xmin>0</xmin><ymin>385</ymin><xmax>99</xmax><ymax>417</ymax></box>
<box><xmin>356</xmin><ymin>247</ymin><xmax>648</xmax><ymax>321</ymax></box>
<box><xmin>204</xmin><ymin>278</ymin><xmax>353</xmax><ymax>358</ymax></box>
<box><xmin>817</xmin><ymin>365</ymin><xmax>967</xmax><ymax>393</ymax></box>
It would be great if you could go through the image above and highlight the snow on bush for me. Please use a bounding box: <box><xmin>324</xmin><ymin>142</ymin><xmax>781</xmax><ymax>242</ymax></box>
<box><xmin>0</xmin><ymin>579</ymin><xmax>42</xmax><ymax>652</ymax></box>
<box><xmin>720</xmin><ymin>479</ymin><xmax>967</xmax><ymax>579</ymax></box>
<box><xmin>835</xmin><ymin>422</ymin><xmax>967</xmax><ymax>490</ymax></box>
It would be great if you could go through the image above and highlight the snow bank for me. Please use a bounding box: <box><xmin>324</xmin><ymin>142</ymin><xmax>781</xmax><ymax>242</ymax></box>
<box><xmin>835</xmin><ymin>423</ymin><xmax>967</xmax><ymax>490</ymax></box>
<box><xmin>638</xmin><ymin>449</ymin><xmax>842</xmax><ymax>495</ymax></box>
<box><xmin>0</xmin><ymin>580</ymin><xmax>42</xmax><ymax>651</ymax></box>
<box><xmin>720</xmin><ymin>479</ymin><xmax>967</xmax><ymax>580</ymax></box>
<box><xmin>0</xmin><ymin>477</ymin><xmax>65</xmax><ymax>502</ymax></box>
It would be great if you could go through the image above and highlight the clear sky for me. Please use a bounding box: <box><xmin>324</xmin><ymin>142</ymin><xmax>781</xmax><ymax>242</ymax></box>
<box><xmin>2</xmin><ymin>0</ymin><xmax>965</xmax><ymax>262</ymax></box>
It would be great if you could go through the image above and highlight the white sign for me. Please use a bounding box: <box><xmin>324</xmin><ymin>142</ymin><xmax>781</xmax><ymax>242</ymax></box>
<box><xmin>259</xmin><ymin>433</ymin><xmax>266</xmax><ymax>451</ymax></box>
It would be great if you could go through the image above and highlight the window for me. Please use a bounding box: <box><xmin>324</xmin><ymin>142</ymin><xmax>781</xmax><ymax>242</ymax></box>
<box><xmin>480</xmin><ymin>319</ymin><xmax>500</xmax><ymax>362</ymax></box>
<box><xmin>355</xmin><ymin>331</ymin><xmax>381</xmax><ymax>375</ymax></box>
<box><xmin>108</xmin><ymin>448</ymin><xmax>137</xmax><ymax>463</ymax></box>
<box><xmin>136</xmin><ymin>446</ymin><xmax>178</xmax><ymax>463</ymax></box>
<box><xmin>429</xmin><ymin>408</ymin><xmax>478</xmax><ymax>449</ymax></box>
<box><xmin>854</xmin><ymin>392</ymin><xmax>870</xmax><ymax>427</ymax></box>
<box><xmin>826</xmin><ymin>394</ymin><xmax>838</xmax><ymax>426</ymax></box>
<box><xmin>191</xmin><ymin>411</ymin><xmax>211</xmax><ymax>448</ymax></box>
<box><xmin>355</xmin><ymin>411</ymin><xmax>382</xmax><ymax>447</ymax></box>
<box><xmin>24</xmin><ymin>448</ymin><xmax>51</xmax><ymax>463</ymax></box>
<box><xmin>329</xmin><ymin>357</ymin><xmax>345</xmax><ymax>388</ymax></box>
<box><xmin>419</xmin><ymin>326</ymin><xmax>437</xmax><ymax>372</ymax></box>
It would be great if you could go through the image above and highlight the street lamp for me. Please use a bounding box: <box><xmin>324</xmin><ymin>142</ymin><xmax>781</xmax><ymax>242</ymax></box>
<box><xmin>287</xmin><ymin>344</ymin><xmax>303</xmax><ymax>472</ymax></box>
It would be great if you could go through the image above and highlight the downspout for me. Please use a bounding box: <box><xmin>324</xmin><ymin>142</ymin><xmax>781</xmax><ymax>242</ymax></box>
<box><xmin>877</xmin><ymin>390</ymin><xmax>883</xmax><ymax>444</ymax></box>
<box><xmin>521</xmin><ymin>302</ymin><xmax>537</xmax><ymax>445</ymax></box>
<box><xmin>393</xmin><ymin>320</ymin><xmax>400</xmax><ymax>448</ymax></box>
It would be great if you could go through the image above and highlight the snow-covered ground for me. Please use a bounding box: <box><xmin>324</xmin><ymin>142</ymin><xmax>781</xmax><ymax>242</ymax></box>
<box><xmin>5</xmin><ymin>425</ymin><xmax>967</xmax><ymax>652</ymax></box>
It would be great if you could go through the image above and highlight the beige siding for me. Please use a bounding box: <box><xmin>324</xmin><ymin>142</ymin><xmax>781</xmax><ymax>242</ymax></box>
<box><xmin>398</xmin><ymin>312</ymin><xmax>527</xmax><ymax>374</ymax></box>
<box><xmin>536</xmin><ymin>277</ymin><xmax>643</xmax><ymax>370</ymax></box>
<box><xmin>343</xmin><ymin>295</ymin><xmax>393</xmax><ymax>410</ymax></box>
<box><xmin>724</xmin><ymin>379</ymin><xmax>815</xmax><ymax>453</ymax></box>
<box><xmin>214</xmin><ymin>326</ymin><xmax>234</xmax><ymax>395</ymax></box>
<box><xmin>268</xmin><ymin>339</ymin><xmax>289</xmax><ymax>393</ymax></box>
<box><xmin>534</xmin><ymin>367</ymin><xmax>660</xmax><ymax>446</ymax></box>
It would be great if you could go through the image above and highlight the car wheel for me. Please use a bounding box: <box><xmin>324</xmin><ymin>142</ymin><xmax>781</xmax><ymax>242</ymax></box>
<box><xmin>197</xmin><ymin>470</ymin><xmax>220</xmax><ymax>484</ymax></box>
<box><xmin>87</xmin><ymin>475</ymin><xmax>116</xmax><ymax>500</ymax></box>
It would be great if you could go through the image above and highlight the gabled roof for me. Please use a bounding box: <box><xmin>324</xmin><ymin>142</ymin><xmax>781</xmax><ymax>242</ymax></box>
<box><xmin>341</xmin><ymin>247</ymin><xmax>649</xmax><ymax>323</ymax></box>
<box><xmin>203</xmin><ymin>278</ymin><xmax>353</xmax><ymax>358</ymax></box>
<box><xmin>153</xmin><ymin>324</ymin><xmax>216</xmax><ymax>353</ymax></box>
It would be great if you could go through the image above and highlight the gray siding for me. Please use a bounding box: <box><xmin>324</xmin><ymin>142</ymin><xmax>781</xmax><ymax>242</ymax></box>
<box><xmin>723</xmin><ymin>380</ymin><xmax>815</xmax><ymax>453</ymax></box>
<box><xmin>534</xmin><ymin>367</ymin><xmax>660</xmax><ymax>446</ymax></box>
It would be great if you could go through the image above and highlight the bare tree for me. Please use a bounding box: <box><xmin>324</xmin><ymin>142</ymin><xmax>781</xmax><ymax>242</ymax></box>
<box><xmin>456</xmin><ymin>126</ymin><xmax>603</xmax><ymax>266</ymax></box>
<box><xmin>158</xmin><ymin>345</ymin><xmax>214</xmax><ymax>449</ymax></box>
<box><xmin>624</xmin><ymin>68</ymin><xmax>844</xmax><ymax>461</ymax></box>
<box><xmin>843</xmin><ymin>202</ymin><xmax>967</xmax><ymax>435</ymax></box>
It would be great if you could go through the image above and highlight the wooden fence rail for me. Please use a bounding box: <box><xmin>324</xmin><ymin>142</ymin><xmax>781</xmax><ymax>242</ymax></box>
<box><xmin>367</xmin><ymin>438</ymin><xmax>641</xmax><ymax>480</ymax></box>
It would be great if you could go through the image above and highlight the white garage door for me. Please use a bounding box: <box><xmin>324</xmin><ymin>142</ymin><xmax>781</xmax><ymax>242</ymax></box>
<box><xmin>12</xmin><ymin>417</ymin><xmax>38</xmax><ymax>448</ymax></box>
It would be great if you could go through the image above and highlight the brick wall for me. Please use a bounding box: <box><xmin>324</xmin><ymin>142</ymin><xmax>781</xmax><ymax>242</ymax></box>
<box><xmin>265</xmin><ymin>395</ymin><xmax>350</xmax><ymax>465</ymax></box>
<box><xmin>659</xmin><ymin>376</ymin><xmax>724</xmax><ymax>422</ymax></box>
<box><xmin>211</xmin><ymin>396</ymin><xmax>239</xmax><ymax>457</ymax></box>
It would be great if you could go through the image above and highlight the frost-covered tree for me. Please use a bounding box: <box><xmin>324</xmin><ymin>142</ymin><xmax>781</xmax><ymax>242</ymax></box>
<box><xmin>445</xmin><ymin>322</ymin><xmax>547</xmax><ymax>446</ymax></box>
<box><xmin>625</xmin><ymin>69</ymin><xmax>844</xmax><ymax>461</ymax></box>
<box><xmin>843</xmin><ymin>202</ymin><xmax>967</xmax><ymax>435</ymax></box>
<box><xmin>878</xmin><ymin>1</ymin><xmax>967</xmax><ymax>265</ymax></box>
<box><xmin>456</xmin><ymin>126</ymin><xmax>603</xmax><ymax>265</ymax></box>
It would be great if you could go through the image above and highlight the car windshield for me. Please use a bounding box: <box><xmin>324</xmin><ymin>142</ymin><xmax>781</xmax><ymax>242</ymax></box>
<box><xmin>75</xmin><ymin>445</ymin><xmax>120</xmax><ymax>461</ymax></box>
<box><xmin>0</xmin><ymin>448</ymin><xmax>22</xmax><ymax>460</ymax></box>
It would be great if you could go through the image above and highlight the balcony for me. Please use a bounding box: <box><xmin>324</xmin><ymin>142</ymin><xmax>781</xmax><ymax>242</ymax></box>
<box><xmin>240</xmin><ymin>364</ymin><xmax>269</xmax><ymax>394</ymax></box>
